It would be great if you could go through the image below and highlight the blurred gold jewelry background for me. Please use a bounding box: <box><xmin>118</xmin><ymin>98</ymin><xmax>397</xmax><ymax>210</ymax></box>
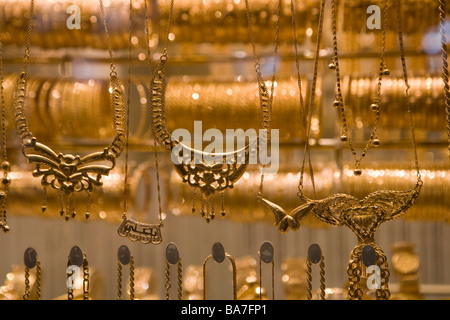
<box><xmin>0</xmin><ymin>0</ymin><xmax>321</xmax><ymax>49</ymax></box>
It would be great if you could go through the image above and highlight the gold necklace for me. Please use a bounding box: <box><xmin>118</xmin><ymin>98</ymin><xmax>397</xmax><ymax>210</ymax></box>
<box><xmin>117</xmin><ymin>0</ymin><xmax>163</xmax><ymax>245</ymax></box>
<box><xmin>150</xmin><ymin>0</ymin><xmax>280</xmax><ymax>223</ymax></box>
<box><xmin>264</xmin><ymin>0</ymin><xmax>422</xmax><ymax>301</ymax></box>
<box><xmin>330</xmin><ymin>0</ymin><xmax>389</xmax><ymax>175</ymax></box>
<box><xmin>0</xmin><ymin>21</ymin><xmax>10</xmax><ymax>232</ymax></box>
<box><xmin>13</xmin><ymin>0</ymin><xmax>126</xmax><ymax>221</ymax></box>
<box><xmin>245</xmin><ymin>0</ymin><xmax>281</xmax><ymax>204</ymax></box>
<box><xmin>258</xmin><ymin>0</ymin><xmax>324</xmax><ymax>232</ymax></box>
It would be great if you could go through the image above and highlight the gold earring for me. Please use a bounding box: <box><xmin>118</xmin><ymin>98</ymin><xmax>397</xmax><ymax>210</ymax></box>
<box><xmin>306</xmin><ymin>244</ymin><xmax>326</xmax><ymax>300</ymax></box>
<box><xmin>165</xmin><ymin>242</ymin><xmax>183</xmax><ymax>300</ymax></box>
<box><xmin>258</xmin><ymin>241</ymin><xmax>274</xmax><ymax>300</ymax></box>
<box><xmin>23</xmin><ymin>247</ymin><xmax>41</xmax><ymax>300</ymax></box>
<box><xmin>203</xmin><ymin>242</ymin><xmax>237</xmax><ymax>300</ymax></box>
<box><xmin>117</xmin><ymin>245</ymin><xmax>134</xmax><ymax>300</ymax></box>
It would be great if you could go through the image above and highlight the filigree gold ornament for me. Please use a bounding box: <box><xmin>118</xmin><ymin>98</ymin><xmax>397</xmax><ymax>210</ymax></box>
<box><xmin>149</xmin><ymin>0</ymin><xmax>280</xmax><ymax>223</ymax></box>
<box><xmin>117</xmin><ymin>0</ymin><xmax>164</xmax><ymax>245</ymax></box>
<box><xmin>13</xmin><ymin>0</ymin><xmax>126</xmax><ymax>221</ymax></box>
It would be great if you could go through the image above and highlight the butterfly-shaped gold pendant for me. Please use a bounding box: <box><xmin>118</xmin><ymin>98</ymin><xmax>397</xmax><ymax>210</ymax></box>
<box><xmin>23</xmin><ymin>137</ymin><xmax>116</xmax><ymax>193</ymax></box>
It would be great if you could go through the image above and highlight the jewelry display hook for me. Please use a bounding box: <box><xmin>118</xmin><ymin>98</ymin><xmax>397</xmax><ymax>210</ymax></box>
<box><xmin>258</xmin><ymin>241</ymin><xmax>274</xmax><ymax>300</ymax></box>
<box><xmin>165</xmin><ymin>242</ymin><xmax>183</xmax><ymax>300</ymax></box>
<box><xmin>306</xmin><ymin>243</ymin><xmax>326</xmax><ymax>300</ymax></box>
<box><xmin>23</xmin><ymin>247</ymin><xmax>41</xmax><ymax>300</ymax></box>
<box><xmin>117</xmin><ymin>245</ymin><xmax>134</xmax><ymax>300</ymax></box>
<box><xmin>203</xmin><ymin>242</ymin><xmax>237</xmax><ymax>300</ymax></box>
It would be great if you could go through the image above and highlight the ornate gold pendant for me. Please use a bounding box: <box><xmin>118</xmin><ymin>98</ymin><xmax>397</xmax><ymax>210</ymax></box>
<box><xmin>24</xmin><ymin>138</ymin><xmax>116</xmax><ymax>192</ymax></box>
<box><xmin>23</xmin><ymin>137</ymin><xmax>117</xmax><ymax>221</ymax></box>
<box><xmin>117</xmin><ymin>218</ymin><xmax>163</xmax><ymax>245</ymax></box>
<box><xmin>261</xmin><ymin>185</ymin><xmax>421</xmax><ymax>237</ymax></box>
<box><xmin>172</xmin><ymin>141</ymin><xmax>250</xmax><ymax>221</ymax></box>
<box><xmin>261</xmin><ymin>184</ymin><xmax>421</xmax><ymax>300</ymax></box>
<box><xmin>150</xmin><ymin>57</ymin><xmax>253</xmax><ymax>222</ymax></box>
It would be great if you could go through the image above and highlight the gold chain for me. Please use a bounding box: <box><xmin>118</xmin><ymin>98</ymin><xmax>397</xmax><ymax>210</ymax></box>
<box><xmin>393</xmin><ymin>0</ymin><xmax>421</xmax><ymax>183</ymax></box>
<box><xmin>118</xmin><ymin>0</ymin><xmax>164</xmax><ymax>244</ymax></box>
<box><xmin>141</xmin><ymin>0</ymin><xmax>163</xmax><ymax>224</ymax></box>
<box><xmin>67</xmin><ymin>258</ymin><xmax>73</xmax><ymax>301</ymax></box>
<box><xmin>35</xmin><ymin>260</ymin><xmax>41</xmax><ymax>300</ymax></box>
<box><xmin>0</xmin><ymin>18</ymin><xmax>10</xmax><ymax>233</ymax></box>
<box><xmin>319</xmin><ymin>256</ymin><xmax>325</xmax><ymax>300</ymax></box>
<box><xmin>228</xmin><ymin>254</ymin><xmax>237</xmax><ymax>301</ymax></box>
<box><xmin>294</xmin><ymin>0</ymin><xmax>325</xmax><ymax>199</ymax></box>
<box><xmin>23</xmin><ymin>267</ymin><xmax>30</xmax><ymax>300</ymax></box>
<box><xmin>330</xmin><ymin>0</ymin><xmax>388</xmax><ymax>175</ymax></box>
<box><xmin>177</xmin><ymin>259</ymin><xmax>183</xmax><ymax>300</ymax></box>
<box><xmin>306</xmin><ymin>258</ymin><xmax>312</xmax><ymax>300</ymax></box>
<box><xmin>439</xmin><ymin>0</ymin><xmax>450</xmax><ymax>157</ymax></box>
<box><xmin>82</xmin><ymin>257</ymin><xmax>89</xmax><ymax>300</ymax></box>
<box><xmin>15</xmin><ymin>0</ymin><xmax>124</xmax><ymax>155</ymax></box>
<box><xmin>164</xmin><ymin>258</ymin><xmax>183</xmax><ymax>300</ymax></box>
<box><xmin>374</xmin><ymin>246</ymin><xmax>390</xmax><ymax>300</ymax></box>
<box><xmin>347</xmin><ymin>245</ymin><xmax>364</xmax><ymax>300</ymax></box>
<box><xmin>117</xmin><ymin>262</ymin><xmax>122</xmax><ymax>300</ymax></box>
<box><xmin>129</xmin><ymin>256</ymin><xmax>135</xmax><ymax>300</ymax></box>
<box><xmin>122</xmin><ymin>0</ymin><xmax>133</xmax><ymax>221</ymax></box>
<box><xmin>244</xmin><ymin>0</ymin><xmax>281</xmax><ymax>198</ymax></box>
<box><xmin>165</xmin><ymin>260</ymin><xmax>171</xmax><ymax>300</ymax></box>
<box><xmin>13</xmin><ymin>0</ymin><xmax>126</xmax><ymax>221</ymax></box>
